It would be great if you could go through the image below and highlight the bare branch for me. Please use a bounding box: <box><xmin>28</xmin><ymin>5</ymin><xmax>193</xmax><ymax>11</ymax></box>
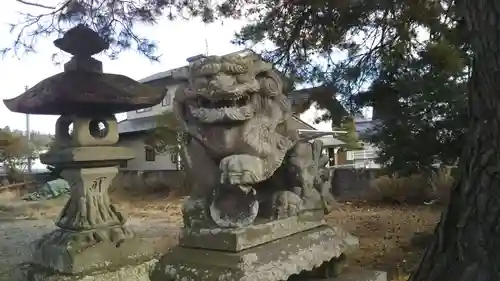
<box><xmin>16</xmin><ymin>0</ymin><xmax>56</xmax><ymax>10</ymax></box>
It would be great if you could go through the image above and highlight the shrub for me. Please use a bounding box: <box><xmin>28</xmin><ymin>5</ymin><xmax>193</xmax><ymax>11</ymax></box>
<box><xmin>370</xmin><ymin>167</ymin><xmax>455</xmax><ymax>205</ymax></box>
<box><xmin>371</xmin><ymin>173</ymin><xmax>432</xmax><ymax>204</ymax></box>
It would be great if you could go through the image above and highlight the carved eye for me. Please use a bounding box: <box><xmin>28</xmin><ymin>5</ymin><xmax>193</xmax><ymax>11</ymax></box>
<box><xmin>236</xmin><ymin>74</ymin><xmax>251</xmax><ymax>84</ymax></box>
<box><xmin>259</xmin><ymin>77</ymin><xmax>280</xmax><ymax>96</ymax></box>
<box><xmin>194</xmin><ymin>77</ymin><xmax>209</xmax><ymax>88</ymax></box>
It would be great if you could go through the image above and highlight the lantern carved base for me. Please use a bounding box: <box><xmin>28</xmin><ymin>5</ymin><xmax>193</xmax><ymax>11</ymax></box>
<box><xmin>30</xmin><ymin>228</ymin><xmax>153</xmax><ymax>275</ymax></box>
<box><xmin>12</xmin><ymin>259</ymin><xmax>158</xmax><ymax>281</ymax></box>
<box><xmin>28</xmin><ymin>166</ymin><xmax>155</xmax><ymax>275</ymax></box>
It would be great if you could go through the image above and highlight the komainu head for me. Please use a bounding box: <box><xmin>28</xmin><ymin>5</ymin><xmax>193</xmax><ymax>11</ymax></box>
<box><xmin>174</xmin><ymin>51</ymin><xmax>288</xmax><ymax>124</ymax></box>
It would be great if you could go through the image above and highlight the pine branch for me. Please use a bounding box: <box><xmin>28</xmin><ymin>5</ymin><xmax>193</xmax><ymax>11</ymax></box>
<box><xmin>16</xmin><ymin>0</ymin><xmax>56</xmax><ymax>9</ymax></box>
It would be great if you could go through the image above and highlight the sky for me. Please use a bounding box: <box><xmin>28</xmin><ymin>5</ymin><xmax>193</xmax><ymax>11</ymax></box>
<box><xmin>0</xmin><ymin>1</ymin><xmax>253</xmax><ymax>134</ymax></box>
<box><xmin>0</xmin><ymin>1</ymin><xmax>353</xmax><ymax>135</ymax></box>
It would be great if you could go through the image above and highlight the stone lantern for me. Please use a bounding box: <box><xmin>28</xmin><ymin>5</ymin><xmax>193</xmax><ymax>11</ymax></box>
<box><xmin>4</xmin><ymin>24</ymin><xmax>166</xmax><ymax>276</ymax></box>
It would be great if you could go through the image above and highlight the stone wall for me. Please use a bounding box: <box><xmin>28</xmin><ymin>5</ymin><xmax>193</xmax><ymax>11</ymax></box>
<box><xmin>110</xmin><ymin>169</ymin><xmax>186</xmax><ymax>193</ymax></box>
<box><xmin>330</xmin><ymin>168</ymin><xmax>382</xmax><ymax>201</ymax></box>
<box><xmin>8</xmin><ymin>168</ymin><xmax>381</xmax><ymax>201</ymax></box>
<box><xmin>110</xmin><ymin>168</ymin><xmax>383</xmax><ymax>200</ymax></box>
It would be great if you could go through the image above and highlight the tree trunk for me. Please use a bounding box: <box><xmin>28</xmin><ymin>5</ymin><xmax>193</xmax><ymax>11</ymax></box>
<box><xmin>410</xmin><ymin>1</ymin><xmax>500</xmax><ymax>280</ymax></box>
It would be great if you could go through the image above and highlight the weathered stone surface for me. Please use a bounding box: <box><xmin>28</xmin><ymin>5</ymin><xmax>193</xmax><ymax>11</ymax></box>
<box><xmin>11</xmin><ymin>259</ymin><xmax>157</xmax><ymax>281</ymax></box>
<box><xmin>299</xmin><ymin>253</ymin><xmax>348</xmax><ymax>278</ymax></box>
<box><xmin>179</xmin><ymin>211</ymin><xmax>326</xmax><ymax>252</ymax></box>
<box><xmin>54</xmin><ymin>115</ymin><xmax>120</xmax><ymax>147</ymax></box>
<box><xmin>11</xmin><ymin>261</ymin><xmax>387</xmax><ymax>281</ymax></box>
<box><xmin>40</xmin><ymin>146</ymin><xmax>134</xmax><ymax>167</ymax></box>
<box><xmin>27</xmin><ymin>166</ymin><xmax>153</xmax><ymax>274</ymax></box>
<box><xmin>53</xmin><ymin>24</ymin><xmax>109</xmax><ymax>57</ymax></box>
<box><xmin>3</xmin><ymin>25</ymin><xmax>165</xmax><ymax>116</ymax></box>
<box><xmin>4</xmin><ymin>24</ymin><xmax>165</xmax><ymax>281</ymax></box>
<box><xmin>152</xmin><ymin>225</ymin><xmax>359</xmax><ymax>281</ymax></box>
<box><xmin>63</xmin><ymin>56</ymin><xmax>103</xmax><ymax>72</ymax></box>
<box><xmin>31</xmin><ymin>233</ymin><xmax>155</xmax><ymax>274</ymax></box>
<box><xmin>175</xmin><ymin>51</ymin><xmax>337</xmax><ymax>229</ymax></box>
<box><xmin>3</xmin><ymin>71</ymin><xmax>166</xmax><ymax>115</ymax></box>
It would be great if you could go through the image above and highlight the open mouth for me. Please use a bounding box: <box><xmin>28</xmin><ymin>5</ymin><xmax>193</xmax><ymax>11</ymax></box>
<box><xmin>196</xmin><ymin>95</ymin><xmax>251</xmax><ymax>109</ymax></box>
<box><xmin>187</xmin><ymin>94</ymin><xmax>256</xmax><ymax>123</ymax></box>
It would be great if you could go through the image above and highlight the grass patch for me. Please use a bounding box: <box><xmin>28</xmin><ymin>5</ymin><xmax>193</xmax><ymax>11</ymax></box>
<box><xmin>328</xmin><ymin>202</ymin><xmax>441</xmax><ymax>280</ymax></box>
<box><xmin>0</xmin><ymin>188</ymin><xmax>441</xmax><ymax>281</ymax></box>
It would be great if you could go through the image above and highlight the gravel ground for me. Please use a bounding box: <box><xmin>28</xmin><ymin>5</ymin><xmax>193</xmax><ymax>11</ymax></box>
<box><xmin>0</xmin><ymin>199</ymin><xmax>181</xmax><ymax>280</ymax></box>
<box><xmin>0</xmin><ymin>193</ymin><xmax>441</xmax><ymax>281</ymax></box>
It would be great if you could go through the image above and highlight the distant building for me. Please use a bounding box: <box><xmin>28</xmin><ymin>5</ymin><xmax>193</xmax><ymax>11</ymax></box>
<box><xmin>341</xmin><ymin>116</ymin><xmax>381</xmax><ymax>169</ymax></box>
<box><xmin>288</xmin><ymin>88</ymin><xmax>382</xmax><ymax>168</ymax></box>
<box><xmin>117</xmin><ymin>50</ymin><xmax>346</xmax><ymax>172</ymax></box>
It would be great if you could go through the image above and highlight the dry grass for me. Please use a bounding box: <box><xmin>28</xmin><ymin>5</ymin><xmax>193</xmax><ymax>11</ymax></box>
<box><xmin>328</xmin><ymin>202</ymin><xmax>441</xmax><ymax>280</ymax></box>
<box><xmin>110</xmin><ymin>189</ymin><xmax>183</xmax><ymax>220</ymax></box>
<box><xmin>371</xmin><ymin>173</ymin><xmax>432</xmax><ymax>204</ymax></box>
<box><xmin>0</xmin><ymin>188</ymin><xmax>183</xmax><ymax>221</ymax></box>
<box><xmin>0</xmin><ymin>188</ymin><xmax>441</xmax><ymax>281</ymax></box>
<box><xmin>0</xmin><ymin>188</ymin><xmax>70</xmax><ymax>220</ymax></box>
<box><xmin>370</xmin><ymin>170</ymin><xmax>454</xmax><ymax>205</ymax></box>
<box><xmin>114</xmin><ymin>190</ymin><xmax>441</xmax><ymax>280</ymax></box>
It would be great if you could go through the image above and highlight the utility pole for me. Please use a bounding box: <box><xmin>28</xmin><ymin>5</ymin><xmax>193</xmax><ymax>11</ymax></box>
<box><xmin>204</xmin><ymin>0</ymin><xmax>211</xmax><ymax>55</ymax></box>
<box><xmin>25</xmin><ymin>85</ymin><xmax>32</xmax><ymax>174</ymax></box>
<box><xmin>204</xmin><ymin>35</ymin><xmax>209</xmax><ymax>56</ymax></box>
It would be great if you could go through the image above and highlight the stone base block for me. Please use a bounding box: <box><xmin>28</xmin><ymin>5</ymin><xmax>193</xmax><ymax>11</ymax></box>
<box><xmin>180</xmin><ymin>211</ymin><xmax>326</xmax><ymax>252</ymax></box>
<box><xmin>10</xmin><ymin>259</ymin><xmax>157</xmax><ymax>281</ymax></box>
<box><xmin>31</xmin><ymin>228</ymin><xmax>155</xmax><ymax>274</ymax></box>
<box><xmin>152</xmin><ymin>225</ymin><xmax>359</xmax><ymax>281</ymax></box>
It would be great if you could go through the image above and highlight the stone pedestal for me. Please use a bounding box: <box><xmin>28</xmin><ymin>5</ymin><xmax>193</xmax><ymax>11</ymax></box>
<box><xmin>179</xmin><ymin>211</ymin><xmax>326</xmax><ymax>252</ymax></box>
<box><xmin>153</xmin><ymin>223</ymin><xmax>359</xmax><ymax>281</ymax></box>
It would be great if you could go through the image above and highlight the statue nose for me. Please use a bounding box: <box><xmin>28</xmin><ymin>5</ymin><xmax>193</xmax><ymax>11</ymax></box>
<box><xmin>209</xmin><ymin>74</ymin><xmax>237</xmax><ymax>89</ymax></box>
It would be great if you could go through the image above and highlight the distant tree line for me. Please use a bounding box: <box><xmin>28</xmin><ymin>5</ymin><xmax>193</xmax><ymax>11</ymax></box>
<box><xmin>0</xmin><ymin>126</ymin><xmax>52</xmax><ymax>183</ymax></box>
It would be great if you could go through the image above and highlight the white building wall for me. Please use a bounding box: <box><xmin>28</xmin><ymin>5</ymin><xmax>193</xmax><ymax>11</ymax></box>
<box><xmin>118</xmin><ymin>137</ymin><xmax>178</xmax><ymax>171</ymax></box>
<box><xmin>346</xmin><ymin>143</ymin><xmax>381</xmax><ymax>169</ymax></box>
<box><xmin>126</xmin><ymin>84</ymin><xmax>179</xmax><ymax>120</ymax></box>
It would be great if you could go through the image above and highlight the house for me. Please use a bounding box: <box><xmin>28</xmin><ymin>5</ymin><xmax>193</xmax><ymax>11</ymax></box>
<box><xmin>338</xmin><ymin>116</ymin><xmax>381</xmax><ymax>169</ymax></box>
<box><xmin>289</xmin><ymin>86</ymin><xmax>370</xmax><ymax>167</ymax></box>
<box><xmin>288</xmin><ymin>86</ymin><xmax>384</xmax><ymax>168</ymax></box>
<box><xmin>117</xmin><ymin>50</ymin><xmax>347</xmax><ymax>171</ymax></box>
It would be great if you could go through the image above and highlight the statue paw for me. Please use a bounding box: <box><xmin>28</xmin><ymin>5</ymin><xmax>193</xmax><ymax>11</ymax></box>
<box><xmin>271</xmin><ymin>191</ymin><xmax>304</xmax><ymax>219</ymax></box>
<box><xmin>219</xmin><ymin>154</ymin><xmax>265</xmax><ymax>185</ymax></box>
